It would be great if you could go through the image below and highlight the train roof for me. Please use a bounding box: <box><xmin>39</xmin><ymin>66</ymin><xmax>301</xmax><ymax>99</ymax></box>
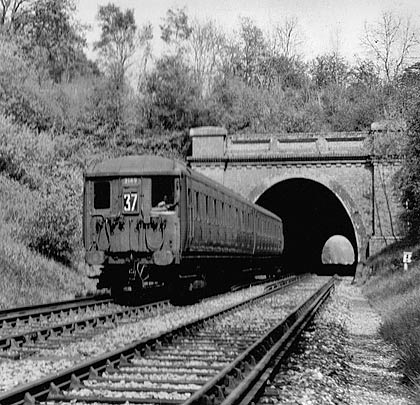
<box><xmin>85</xmin><ymin>155</ymin><xmax>188</xmax><ymax>177</ymax></box>
<box><xmin>85</xmin><ymin>155</ymin><xmax>281</xmax><ymax>222</ymax></box>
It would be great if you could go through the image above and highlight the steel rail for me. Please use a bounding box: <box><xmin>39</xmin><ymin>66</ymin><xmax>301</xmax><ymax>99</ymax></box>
<box><xmin>0</xmin><ymin>295</ymin><xmax>112</xmax><ymax>327</ymax></box>
<box><xmin>0</xmin><ymin>276</ymin><xmax>302</xmax><ymax>405</ymax></box>
<box><xmin>0</xmin><ymin>299</ymin><xmax>170</xmax><ymax>351</ymax></box>
<box><xmin>183</xmin><ymin>276</ymin><xmax>336</xmax><ymax>405</ymax></box>
<box><xmin>230</xmin><ymin>274</ymin><xmax>298</xmax><ymax>292</ymax></box>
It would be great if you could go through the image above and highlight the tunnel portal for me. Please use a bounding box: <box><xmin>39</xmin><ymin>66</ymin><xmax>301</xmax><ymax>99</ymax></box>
<box><xmin>256</xmin><ymin>178</ymin><xmax>358</xmax><ymax>275</ymax></box>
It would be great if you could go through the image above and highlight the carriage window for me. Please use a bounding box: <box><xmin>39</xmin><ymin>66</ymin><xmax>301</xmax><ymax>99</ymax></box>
<box><xmin>221</xmin><ymin>202</ymin><xmax>224</xmax><ymax>223</ymax></box>
<box><xmin>152</xmin><ymin>176</ymin><xmax>175</xmax><ymax>209</ymax></box>
<box><xmin>199</xmin><ymin>194</ymin><xmax>204</xmax><ymax>218</ymax></box>
<box><xmin>213</xmin><ymin>199</ymin><xmax>217</xmax><ymax>222</ymax></box>
<box><xmin>195</xmin><ymin>192</ymin><xmax>200</xmax><ymax>220</ymax></box>
<box><xmin>94</xmin><ymin>181</ymin><xmax>110</xmax><ymax>209</ymax></box>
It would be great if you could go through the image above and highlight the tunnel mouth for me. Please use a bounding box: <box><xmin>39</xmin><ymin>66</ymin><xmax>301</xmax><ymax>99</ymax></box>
<box><xmin>256</xmin><ymin>178</ymin><xmax>358</xmax><ymax>276</ymax></box>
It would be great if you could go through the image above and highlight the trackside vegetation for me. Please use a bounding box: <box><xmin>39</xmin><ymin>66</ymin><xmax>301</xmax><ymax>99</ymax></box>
<box><xmin>363</xmin><ymin>244</ymin><xmax>420</xmax><ymax>385</ymax></box>
<box><xmin>363</xmin><ymin>72</ymin><xmax>420</xmax><ymax>385</ymax></box>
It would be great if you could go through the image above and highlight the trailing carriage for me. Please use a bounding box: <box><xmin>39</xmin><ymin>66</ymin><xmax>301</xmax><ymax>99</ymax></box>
<box><xmin>83</xmin><ymin>155</ymin><xmax>284</xmax><ymax>299</ymax></box>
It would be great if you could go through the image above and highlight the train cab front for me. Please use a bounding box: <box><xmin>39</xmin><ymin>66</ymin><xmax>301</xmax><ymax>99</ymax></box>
<box><xmin>83</xmin><ymin>174</ymin><xmax>181</xmax><ymax>294</ymax></box>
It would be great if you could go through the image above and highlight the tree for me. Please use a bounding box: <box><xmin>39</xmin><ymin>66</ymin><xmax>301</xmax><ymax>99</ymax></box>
<box><xmin>144</xmin><ymin>54</ymin><xmax>199</xmax><ymax>130</ymax></box>
<box><xmin>397</xmin><ymin>109</ymin><xmax>420</xmax><ymax>238</ymax></box>
<box><xmin>12</xmin><ymin>0</ymin><xmax>88</xmax><ymax>83</ymax></box>
<box><xmin>0</xmin><ymin>37</ymin><xmax>56</xmax><ymax>130</ymax></box>
<box><xmin>310</xmin><ymin>53</ymin><xmax>349</xmax><ymax>88</ymax></box>
<box><xmin>269</xmin><ymin>17</ymin><xmax>303</xmax><ymax>59</ymax></box>
<box><xmin>234</xmin><ymin>17</ymin><xmax>267</xmax><ymax>86</ymax></box>
<box><xmin>93</xmin><ymin>3</ymin><xmax>137</xmax><ymax>137</ymax></box>
<box><xmin>160</xmin><ymin>7</ymin><xmax>192</xmax><ymax>54</ymax></box>
<box><xmin>394</xmin><ymin>63</ymin><xmax>420</xmax><ymax>237</ymax></box>
<box><xmin>0</xmin><ymin>0</ymin><xmax>31</xmax><ymax>33</ymax></box>
<box><xmin>2</xmin><ymin>0</ymin><xmax>88</xmax><ymax>83</ymax></box>
<box><xmin>348</xmin><ymin>59</ymin><xmax>380</xmax><ymax>89</ymax></box>
<box><xmin>187</xmin><ymin>18</ymin><xmax>226</xmax><ymax>97</ymax></box>
<box><xmin>137</xmin><ymin>22</ymin><xmax>153</xmax><ymax>88</ymax></box>
<box><xmin>94</xmin><ymin>3</ymin><xmax>137</xmax><ymax>86</ymax></box>
<box><xmin>362</xmin><ymin>11</ymin><xmax>419</xmax><ymax>83</ymax></box>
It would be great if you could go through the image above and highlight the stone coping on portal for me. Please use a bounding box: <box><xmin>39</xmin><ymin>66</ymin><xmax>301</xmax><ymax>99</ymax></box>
<box><xmin>189</xmin><ymin>128</ymin><xmax>406</xmax><ymax>160</ymax></box>
<box><xmin>187</xmin><ymin>153</ymin><xmax>372</xmax><ymax>163</ymax></box>
<box><xmin>226</xmin><ymin>133</ymin><xmax>368</xmax><ymax>156</ymax></box>
<box><xmin>229</xmin><ymin>131</ymin><xmax>369</xmax><ymax>140</ymax></box>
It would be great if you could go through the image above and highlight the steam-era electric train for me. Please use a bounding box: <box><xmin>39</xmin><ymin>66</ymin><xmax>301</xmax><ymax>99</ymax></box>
<box><xmin>83</xmin><ymin>155</ymin><xmax>284</xmax><ymax>298</ymax></box>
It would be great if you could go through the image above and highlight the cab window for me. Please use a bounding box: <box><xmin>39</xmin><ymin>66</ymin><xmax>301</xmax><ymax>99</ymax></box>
<box><xmin>94</xmin><ymin>181</ymin><xmax>110</xmax><ymax>209</ymax></box>
<box><xmin>152</xmin><ymin>176</ymin><xmax>177</xmax><ymax>209</ymax></box>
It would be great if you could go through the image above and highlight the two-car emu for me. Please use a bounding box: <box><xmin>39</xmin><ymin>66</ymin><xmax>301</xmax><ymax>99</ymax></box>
<box><xmin>84</xmin><ymin>155</ymin><xmax>284</xmax><ymax>299</ymax></box>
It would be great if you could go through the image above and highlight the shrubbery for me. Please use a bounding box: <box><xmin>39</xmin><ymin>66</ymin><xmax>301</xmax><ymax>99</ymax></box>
<box><xmin>0</xmin><ymin>174</ymin><xmax>96</xmax><ymax>308</ymax></box>
<box><xmin>0</xmin><ymin>115</ymin><xmax>83</xmax><ymax>265</ymax></box>
<box><xmin>23</xmin><ymin>166</ymin><xmax>83</xmax><ymax>265</ymax></box>
<box><xmin>364</xmin><ymin>261</ymin><xmax>420</xmax><ymax>382</ymax></box>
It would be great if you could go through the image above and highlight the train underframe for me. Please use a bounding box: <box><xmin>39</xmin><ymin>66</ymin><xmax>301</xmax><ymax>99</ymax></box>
<box><xmin>96</xmin><ymin>255</ymin><xmax>282</xmax><ymax>303</ymax></box>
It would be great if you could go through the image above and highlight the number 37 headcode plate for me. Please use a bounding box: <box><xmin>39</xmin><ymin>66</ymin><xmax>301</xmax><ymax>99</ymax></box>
<box><xmin>123</xmin><ymin>191</ymin><xmax>138</xmax><ymax>213</ymax></box>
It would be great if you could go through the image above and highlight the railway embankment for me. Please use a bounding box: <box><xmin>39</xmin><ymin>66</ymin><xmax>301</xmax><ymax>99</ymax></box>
<box><xmin>0</xmin><ymin>174</ymin><xmax>96</xmax><ymax>309</ymax></box>
<box><xmin>361</xmin><ymin>244</ymin><xmax>420</xmax><ymax>395</ymax></box>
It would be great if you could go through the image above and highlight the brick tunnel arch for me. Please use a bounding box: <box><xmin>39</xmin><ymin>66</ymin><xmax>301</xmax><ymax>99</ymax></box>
<box><xmin>252</xmin><ymin>177</ymin><xmax>366</xmax><ymax>275</ymax></box>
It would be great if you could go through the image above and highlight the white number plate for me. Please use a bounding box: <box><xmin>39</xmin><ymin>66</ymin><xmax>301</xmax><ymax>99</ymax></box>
<box><xmin>123</xmin><ymin>192</ymin><xmax>138</xmax><ymax>213</ymax></box>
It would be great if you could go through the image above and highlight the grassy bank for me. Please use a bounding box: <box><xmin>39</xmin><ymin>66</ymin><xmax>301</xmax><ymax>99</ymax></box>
<box><xmin>363</xmin><ymin>241</ymin><xmax>420</xmax><ymax>384</ymax></box>
<box><xmin>0</xmin><ymin>223</ymin><xmax>96</xmax><ymax>309</ymax></box>
<box><xmin>0</xmin><ymin>173</ymin><xmax>96</xmax><ymax>309</ymax></box>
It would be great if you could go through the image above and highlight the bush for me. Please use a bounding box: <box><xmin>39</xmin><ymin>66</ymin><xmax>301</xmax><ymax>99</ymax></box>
<box><xmin>364</xmin><ymin>246</ymin><xmax>420</xmax><ymax>383</ymax></box>
<box><xmin>0</xmin><ymin>38</ymin><xmax>54</xmax><ymax>130</ymax></box>
<box><xmin>0</xmin><ymin>116</ymin><xmax>84</xmax><ymax>264</ymax></box>
<box><xmin>0</xmin><ymin>218</ymin><xmax>95</xmax><ymax>309</ymax></box>
<box><xmin>127</xmin><ymin>129</ymin><xmax>190</xmax><ymax>159</ymax></box>
<box><xmin>23</xmin><ymin>165</ymin><xmax>83</xmax><ymax>265</ymax></box>
<box><xmin>379</xmin><ymin>287</ymin><xmax>420</xmax><ymax>382</ymax></box>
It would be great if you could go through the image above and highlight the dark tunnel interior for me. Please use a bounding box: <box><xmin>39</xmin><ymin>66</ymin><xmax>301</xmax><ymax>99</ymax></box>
<box><xmin>256</xmin><ymin>178</ymin><xmax>358</xmax><ymax>276</ymax></box>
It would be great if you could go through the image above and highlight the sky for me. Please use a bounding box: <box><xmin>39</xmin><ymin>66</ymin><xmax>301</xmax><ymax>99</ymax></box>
<box><xmin>76</xmin><ymin>0</ymin><xmax>420</xmax><ymax>63</ymax></box>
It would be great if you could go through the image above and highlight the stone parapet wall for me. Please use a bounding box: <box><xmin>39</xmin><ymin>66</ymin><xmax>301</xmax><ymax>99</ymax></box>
<box><xmin>189</xmin><ymin>128</ymin><xmax>370</xmax><ymax>159</ymax></box>
<box><xmin>227</xmin><ymin>133</ymin><xmax>368</xmax><ymax>157</ymax></box>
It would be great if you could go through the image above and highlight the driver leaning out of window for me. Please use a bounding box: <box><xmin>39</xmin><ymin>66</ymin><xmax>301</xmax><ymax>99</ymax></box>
<box><xmin>155</xmin><ymin>195</ymin><xmax>177</xmax><ymax>211</ymax></box>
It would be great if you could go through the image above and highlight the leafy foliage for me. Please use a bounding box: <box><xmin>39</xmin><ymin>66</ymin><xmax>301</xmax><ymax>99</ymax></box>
<box><xmin>310</xmin><ymin>53</ymin><xmax>349</xmax><ymax>88</ymax></box>
<box><xmin>160</xmin><ymin>7</ymin><xmax>192</xmax><ymax>50</ymax></box>
<box><xmin>394</xmin><ymin>63</ymin><xmax>420</xmax><ymax>239</ymax></box>
<box><xmin>0</xmin><ymin>175</ymin><xmax>95</xmax><ymax>308</ymax></box>
<box><xmin>14</xmin><ymin>0</ymin><xmax>88</xmax><ymax>83</ymax></box>
<box><xmin>0</xmin><ymin>115</ymin><xmax>83</xmax><ymax>264</ymax></box>
<box><xmin>1</xmin><ymin>2</ymin><xmax>420</xmax><ymax>274</ymax></box>
<box><xmin>94</xmin><ymin>3</ymin><xmax>136</xmax><ymax>84</ymax></box>
<box><xmin>364</xmin><ymin>252</ymin><xmax>420</xmax><ymax>381</ymax></box>
<box><xmin>144</xmin><ymin>54</ymin><xmax>201</xmax><ymax>130</ymax></box>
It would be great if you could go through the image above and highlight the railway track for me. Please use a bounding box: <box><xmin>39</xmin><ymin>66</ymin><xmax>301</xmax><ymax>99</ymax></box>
<box><xmin>0</xmin><ymin>295</ymin><xmax>113</xmax><ymax>329</ymax></box>
<box><xmin>0</xmin><ymin>275</ymin><xmax>334</xmax><ymax>405</ymax></box>
<box><xmin>0</xmin><ymin>299</ymin><xmax>171</xmax><ymax>356</ymax></box>
<box><xmin>0</xmin><ymin>276</ymin><xmax>296</xmax><ymax>357</ymax></box>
